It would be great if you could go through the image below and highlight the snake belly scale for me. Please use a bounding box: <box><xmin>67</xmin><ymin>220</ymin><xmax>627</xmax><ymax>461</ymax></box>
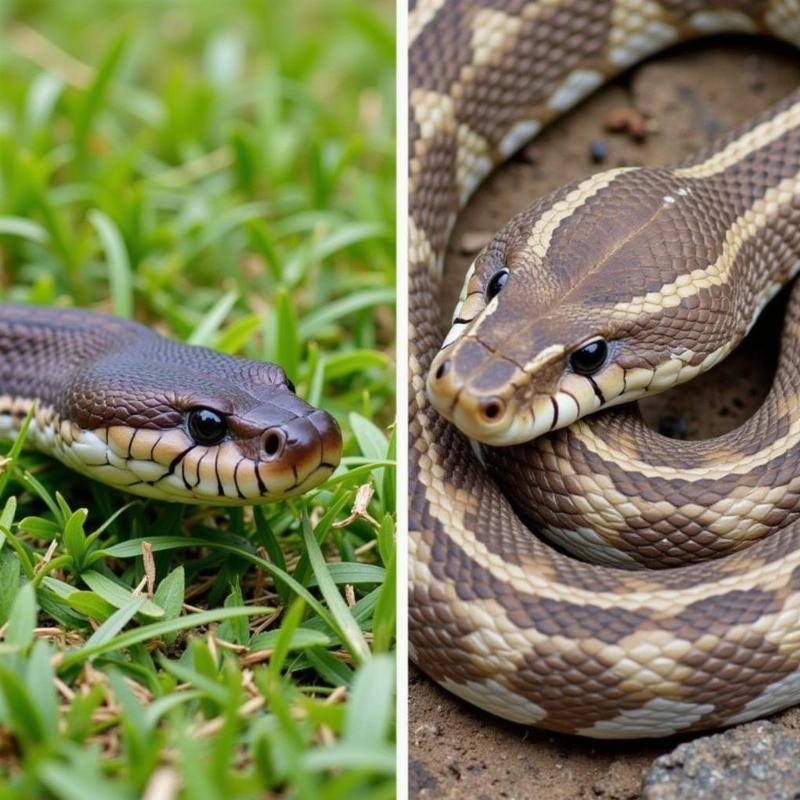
<box><xmin>0</xmin><ymin>304</ymin><xmax>342</xmax><ymax>505</ymax></box>
<box><xmin>410</xmin><ymin>1</ymin><xmax>800</xmax><ymax>737</ymax></box>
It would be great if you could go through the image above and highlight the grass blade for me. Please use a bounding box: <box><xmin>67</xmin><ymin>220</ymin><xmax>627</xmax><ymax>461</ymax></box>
<box><xmin>301</xmin><ymin>514</ymin><xmax>370</xmax><ymax>665</ymax></box>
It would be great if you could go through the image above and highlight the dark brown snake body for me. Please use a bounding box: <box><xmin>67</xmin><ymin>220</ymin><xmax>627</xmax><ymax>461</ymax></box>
<box><xmin>0</xmin><ymin>304</ymin><xmax>341</xmax><ymax>504</ymax></box>
<box><xmin>410</xmin><ymin>0</ymin><xmax>800</xmax><ymax>736</ymax></box>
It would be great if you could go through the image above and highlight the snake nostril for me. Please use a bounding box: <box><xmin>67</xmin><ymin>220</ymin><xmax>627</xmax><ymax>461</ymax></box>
<box><xmin>479</xmin><ymin>397</ymin><xmax>505</xmax><ymax>422</ymax></box>
<box><xmin>263</xmin><ymin>429</ymin><xmax>286</xmax><ymax>459</ymax></box>
<box><xmin>435</xmin><ymin>360</ymin><xmax>450</xmax><ymax>380</ymax></box>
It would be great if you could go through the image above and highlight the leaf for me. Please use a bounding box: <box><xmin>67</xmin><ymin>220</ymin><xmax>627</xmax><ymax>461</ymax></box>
<box><xmin>221</xmin><ymin>580</ymin><xmax>249</xmax><ymax>646</ymax></box>
<box><xmin>153</xmin><ymin>566</ymin><xmax>185</xmax><ymax>621</ymax></box>
<box><xmin>312</xmin><ymin>221</ymin><xmax>389</xmax><ymax>262</ymax></box>
<box><xmin>215</xmin><ymin>314</ymin><xmax>262</xmax><ymax>355</ymax></box>
<box><xmin>81</xmin><ymin>571</ymin><xmax>164</xmax><ymax>619</ymax></box>
<box><xmin>18</xmin><ymin>516</ymin><xmax>61</xmax><ymax>541</ymax></box>
<box><xmin>249</xmin><ymin>627</ymin><xmax>330</xmax><ymax>654</ymax></box>
<box><xmin>303</xmin><ymin>743</ymin><xmax>395</xmax><ymax>774</ymax></box>
<box><xmin>305</xmin><ymin>647</ymin><xmax>354</xmax><ymax>687</ymax></box>
<box><xmin>59</xmin><ymin>606</ymin><xmax>272</xmax><ymax>671</ymax></box>
<box><xmin>187</xmin><ymin>290</ymin><xmax>238</xmax><ymax>346</ymax></box>
<box><xmin>38</xmin><ymin>761</ymin><xmax>132</xmax><ymax>800</ymax></box>
<box><xmin>349</xmin><ymin>413</ymin><xmax>389</xmax><ymax>504</ymax></box>
<box><xmin>305</xmin><ymin>563</ymin><xmax>384</xmax><ymax>587</ymax></box>
<box><xmin>371</xmin><ymin>549</ymin><xmax>395</xmax><ymax>654</ymax></box>
<box><xmin>344</xmin><ymin>655</ymin><xmax>394</xmax><ymax>747</ymax></box>
<box><xmin>24</xmin><ymin>72</ymin><xmax>64</xmax><ymax>131</ymax></box>
<box><xmin>26</xmin><ymin>639</ymin><xmax>58</xmax><ymax>735</ymax></box>
<box><xmin>6</xmin><ymin>582</ymin><xmax>37</xmax><ymax>650</ymax></box>
<box><xmin>0</xmin><ymin>661</ymin><xmax>46</xmax><ymax>747</ymax></box>
<box><xmin>0</xmin><ymin>495</ymin><xmax>16</xmax><ymax>550</ymax></box>
<box><xmin>89</xmin><ymin>210</ymin><xmax>133</xmax><ymax>319</ymax></box>
<box><xmin>74</xmin><ymin>32</ymin><xmax>129</xmax><ymax>156</ymax></box>
<box><xmin>0</xmin><ymin>216</ymin><xmax>49</xmax><ymax>244</ymax></box>
<box><xmin>253</xmin><ymin>507</ymin><xmax>289</xmax><ymax>605</ymax></box>
<box><xmin>376</xmin><ymin>514</ymin><xmax>394</xmax><ymax>569</ymax></box>
<box><xmin>99</xmin><ymin>536</ymin><xmax>348</xmax><ymax>646</ymax></box>
<box><xmin>0</xmin><ymin>550</ymin><xmax>20</xmax><ymax>626</ymax></box>
<box><xmin>301</xmin><ymin>515</ymin><xmax>369</xmax><ymax>665</ymax></box>
<box><xmin>266</xmin><ymin>598</ymin><xmax>305</xmax><ymax>680</ymax></box>
<box><xmin>62</xmin><ymin>508</ymin><xmax>89</xmax><ymax>563</ymax></box>
<box><xmin>100</xmin><ymin>536</ymin><xmax>196</xmax><ymax>558</ymax></box>
<box><xmin>261</xmin><ymin>289</ymin><xmax>299</xmax><ymax>378</ymax></box>
<box><xmin>322</xmin><ymin>349</ymin><xmax>390</xmax><ymax>381</ymax></box>
<box><xmin>204</xmin><ymin>30</ymin><xmax>245</xmax><ymax>87</ymax></box>
<box><xmin>348</xmin><ymin>413</ymin><xmax>388</xmax><ymax>461</ymax></box>
<box><xmin>0</xmin><ymin>403</ymin><xmax>35</xmax><ymax>500</ymax></box>
<box><xmin>382</xmin><ymin>427</ymin><xmax>396</xmax><ymax>514</ymax></box>
<box><xmin>298</xmin><ymin>287</ymin><xmax>395</xmax><ymax>339</ymax></box>
<box><xmin>66</xmin><ymin>591</ymin><xmax>117</xmax><ymax>621</ymax></box>
<box><xmin>84</xmin><ymin>597</ymin><xmax>146</xmax><ymax>649</ymax></box>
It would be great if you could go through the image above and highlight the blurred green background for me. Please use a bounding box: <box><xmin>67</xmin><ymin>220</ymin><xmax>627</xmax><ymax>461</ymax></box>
<box><xmin>0</xmin><ymin>1</ymin><xmax>394</xmax><ymax>423</ymax></box>
<box><xmin>0</xmin><ymin>2</ymin><xmax>395</xmax><ymax>798</ymax></box>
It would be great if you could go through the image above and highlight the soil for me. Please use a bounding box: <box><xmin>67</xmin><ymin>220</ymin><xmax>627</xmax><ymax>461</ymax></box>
<box><xmin>410</xmin><ymin>37</ymin><xmax>800</xmax><ymax>800</ymax></box>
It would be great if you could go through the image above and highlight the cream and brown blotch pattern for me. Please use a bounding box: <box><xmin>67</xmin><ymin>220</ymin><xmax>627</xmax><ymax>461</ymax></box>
<box><xmin>410</xmin><ymin>0</ymin><xmax>800</xmax><ymax>737</ymax></box>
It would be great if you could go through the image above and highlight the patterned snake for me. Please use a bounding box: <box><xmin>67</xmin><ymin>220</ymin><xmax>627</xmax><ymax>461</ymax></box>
<box><xmin>409</xmin><ymin>1</ymin><xmax>800</xmax><ymax>737</ymax></box>
<box><xmin>0</xmin><ymin>304</ymin><xmax>341</xmax><ymax>504</ymax></box>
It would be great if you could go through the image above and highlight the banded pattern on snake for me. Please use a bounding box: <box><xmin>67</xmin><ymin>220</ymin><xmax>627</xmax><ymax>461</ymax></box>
<box><xmin>0</xmin><ymin>304</ymin><xmax>341</xmax><ymax>505</ymax></box>
<box><xmin>409</xmin><ymin>1</ymin><xmax>800</xmax><ymax>737</ymax></box>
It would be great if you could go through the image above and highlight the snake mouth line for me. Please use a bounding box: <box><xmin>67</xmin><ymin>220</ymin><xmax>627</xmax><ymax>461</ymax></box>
<box><xmin>0</xmin><ymin>394</ymin><xmax>342</xmax><ymax>505</ymax></box>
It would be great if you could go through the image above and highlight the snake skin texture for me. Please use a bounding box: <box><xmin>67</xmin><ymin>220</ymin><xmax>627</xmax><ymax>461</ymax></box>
<box><xmin>409</xmin><ymin>0</ymin><xmax>800</xmax><ymax>737</ymax></box>
<box><xmin>0</xmin><ymin>304</ymin><xmax>341</xmax><ymax>504</ymax></box>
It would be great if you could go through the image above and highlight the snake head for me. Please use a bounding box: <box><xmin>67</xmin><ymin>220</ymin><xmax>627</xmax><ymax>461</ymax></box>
<box><xmin>64</xmin><ymin>342</ymin><xmax>342</xmax><ymax>505</ymax></box>
<box><xmin>427</xmin><ymin>253</ymin><xmax>618</xmax><ymax>445</ymax></box>
<box><xmin>427</xmin><ymin>170</ymin><xmax>729</xmax><ymax>446</ymax></box>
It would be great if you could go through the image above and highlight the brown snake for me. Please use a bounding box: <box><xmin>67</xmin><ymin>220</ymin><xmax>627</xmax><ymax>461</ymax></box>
<box><xmin>0</xmin><ymin>304</ymin><xmax>341</xmax><ymax>504</ymax></box>
<box><xmin>409</xmin><ymin>1</ymin><xmax>800</xmax><ymax>737</ymax></box>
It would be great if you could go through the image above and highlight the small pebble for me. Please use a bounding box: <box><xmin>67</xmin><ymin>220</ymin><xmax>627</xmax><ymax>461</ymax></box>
<box><xmin>605</xmin><ymin>106</ymin><xmax>649</xmax><ymax>141</ymax></box>
<box><xmin>589</xmin><ymin>138</ymin><xmax>607</xmax><ymax>163</ymax></box>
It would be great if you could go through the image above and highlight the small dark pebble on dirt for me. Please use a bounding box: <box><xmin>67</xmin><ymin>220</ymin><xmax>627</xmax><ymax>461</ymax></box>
<box><xmin>590</xmin><ymin>138</ymin><xmax>608</xmax><ymax>163</ymax></box>
<box><xmin>409</xmin><ymin>758</ymin><xmax>440</xmax><ymax>795</ymax></box>
<box><xmin>642</xmin><ymin>721</ymin><xmax>800</xmax><ymax>800</ymax></box>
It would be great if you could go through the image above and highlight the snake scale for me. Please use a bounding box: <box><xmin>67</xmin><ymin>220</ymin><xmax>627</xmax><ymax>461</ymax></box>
<box><xmin>0</xmin><ymin>304</ymin><xmax>341</xmax><ymax>504</ymax></box>
<box><xmin>409</xmin><ymin>0</ymin><xmax>800</xmax><ymax>737</ymax></box>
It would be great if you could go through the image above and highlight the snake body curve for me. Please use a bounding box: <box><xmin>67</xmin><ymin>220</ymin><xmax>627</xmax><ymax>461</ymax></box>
<box><xmin>0</xmin><ymin>304</ymin><xmax>341</xmax><ymax>504</ymax></box>
<box><xmin>409</xmin><ymin>1</ymin><xmax>800</xmax><ymax>737</ymax></box>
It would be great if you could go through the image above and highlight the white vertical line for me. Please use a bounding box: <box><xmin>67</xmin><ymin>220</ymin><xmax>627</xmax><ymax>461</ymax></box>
<box><xmin>395</xmin><ymin>1</ymin><xmax>410</xmax><ymax>797</ymax></box>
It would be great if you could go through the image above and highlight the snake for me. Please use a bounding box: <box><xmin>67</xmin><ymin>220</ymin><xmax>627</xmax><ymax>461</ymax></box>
<box><xmin>0</xmin><ymin>304</ymin><xmax>342</xmax><ymax>505</ymax></box>
<box><xmin>409</xmin><ymin>0</ymin><xmax>800</xmax><ymax>738</ymax></box>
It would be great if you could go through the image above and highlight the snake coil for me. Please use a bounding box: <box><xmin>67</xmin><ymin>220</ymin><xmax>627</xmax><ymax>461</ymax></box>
<box><xmin>410</xmin><ymin>0</ymin><xmax>800</xmax><ymax>737</ymax></box>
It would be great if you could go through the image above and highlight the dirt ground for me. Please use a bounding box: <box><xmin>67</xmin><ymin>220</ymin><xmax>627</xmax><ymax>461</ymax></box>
<box><xmin>410</xmin><ymin>37</ymin><xmax>800</xmax><ymax>800</ymax></box>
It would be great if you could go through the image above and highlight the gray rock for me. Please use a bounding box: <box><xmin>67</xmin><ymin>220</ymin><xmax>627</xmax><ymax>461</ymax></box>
<box><xmin>643</xmin><ymin>721</ymin><xmax>800</xmax><ymax>800</ymax></box>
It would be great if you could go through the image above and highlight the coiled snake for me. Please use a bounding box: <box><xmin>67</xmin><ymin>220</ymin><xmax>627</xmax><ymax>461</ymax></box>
<box><xmin>409</xmin><ymin>1</ymin><xmax>800</xmax><ymax>737</ymax></box>
<box><xmin>0</xmin><ymin>304</ymin><xmax>341</xmax><ymax>504</ymax></box>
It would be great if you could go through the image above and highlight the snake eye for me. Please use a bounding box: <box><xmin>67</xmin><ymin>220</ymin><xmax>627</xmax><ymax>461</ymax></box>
<box><xmin>187</xmin><ymin>408</ymin><xmax>228</xmax><ymax>446</ymax></box>
<box><xmin>485</xmin><ymin>268</ymin><xmax>509</xmax><ymax>301</ymax></box>
<box><xmin>569</xmin><ymin>339</ymin><xmax>608</xmax><ymax>375</ymax></box>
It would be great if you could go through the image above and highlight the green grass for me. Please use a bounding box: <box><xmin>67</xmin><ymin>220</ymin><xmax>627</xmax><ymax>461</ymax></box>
<box><xmin>0</xmin><ymin>2</ymin><xmax>395</xmax><ymax>797</ymax></box>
